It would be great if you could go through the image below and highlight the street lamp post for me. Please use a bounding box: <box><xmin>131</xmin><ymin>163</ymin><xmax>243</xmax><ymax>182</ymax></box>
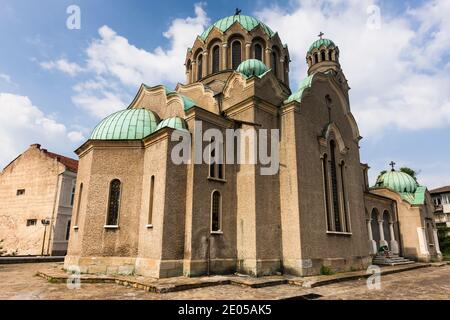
<box><xmin>41</xmin><ymin>219</ymin><xmax>51</xmax><ymax>256</ymax></box>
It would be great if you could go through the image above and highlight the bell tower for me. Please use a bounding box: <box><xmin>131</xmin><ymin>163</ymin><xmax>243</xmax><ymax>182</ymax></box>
<box><xmin>306</xmin><ymin>33</ymin><xmax>341</xmax><ymax>76</ymax></box>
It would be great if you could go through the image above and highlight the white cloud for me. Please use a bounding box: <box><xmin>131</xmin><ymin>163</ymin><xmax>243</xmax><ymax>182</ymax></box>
<box><xmin>67</xmin><ymin>131</ymin><xmax>85</xmax><ymax>143</ymax></box>
<box><xmin>40</xmin><ymin>59</ymin><xmax>84</xmax><ymax>76</ymax></box>
<box><xmin>0</xmin><ymin>93</ymin><xmax>78</xmax><ymax>169</ymax></box>
<box><xmin>0</xmin><ymin>74</ymin><xmax>12</xmax><ymax>84</ymax></box>
<box><xmin>256</xmin><ymin>0</ymin><xmax>450</xmax><ymax>137</ymax></box>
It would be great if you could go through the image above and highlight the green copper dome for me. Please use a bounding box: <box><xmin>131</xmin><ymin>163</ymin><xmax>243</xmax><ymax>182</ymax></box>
<box><xmin>90</xmin><ymin>108</ymin><xmax>159</xmax><ymax>140</ymax></box>
<box><xmin>200</xmin><ymin>15</ymin><xmax>275</xmax><ymax>41</ymax></box>
<box><xmin>237</xmin><ymin>59</ymin><xmax>269</xmax><ymax>78</ymax></box>
<box><xmin>155</xmin><ymin>117</ymin><xmax>188</xmax><ymax>132</ymax></box>
<box><xmin>284</xmin><ymin>74</ymin><xmax>315</xmax><ymax>104</ymax></box>
<box><xmin>308</xmin><ymin>38</ymin><xmax>336</xmax><ymax>54</ymax></box>
<box><xmin>375</xmin><ymin>170</ymin><xmax>418</xmax><ymax>194</ymax></box>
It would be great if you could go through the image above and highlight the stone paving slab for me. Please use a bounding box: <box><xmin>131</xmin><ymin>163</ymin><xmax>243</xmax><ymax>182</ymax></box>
<box><xmin>37</xmin><ymin>262</ymin><xmax>430</xmax><ymax>293</ymax></box>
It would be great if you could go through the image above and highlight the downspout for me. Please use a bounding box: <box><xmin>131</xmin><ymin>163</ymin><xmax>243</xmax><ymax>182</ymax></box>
<box><xmin>47</xmin><ymin>170</ymin><xmax>64</xmax><ymax>256</ymax></box>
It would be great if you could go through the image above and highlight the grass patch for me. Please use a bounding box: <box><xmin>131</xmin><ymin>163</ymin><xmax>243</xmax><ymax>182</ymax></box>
<box><xmin>320</xmin><ymin>265</ymin><xmax>334</xmax><ymax>275</ymax></box>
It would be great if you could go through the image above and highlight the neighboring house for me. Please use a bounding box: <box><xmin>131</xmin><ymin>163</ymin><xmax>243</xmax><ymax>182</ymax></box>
<box><xmin>430</xmin><ymin>185</ymin><xmax>450</xmax><ymax>237</ymax></box>
<box><xmin>0</xmin><ymin>144</ymin><xmax>78</xmax><ymax>256</ymax></box>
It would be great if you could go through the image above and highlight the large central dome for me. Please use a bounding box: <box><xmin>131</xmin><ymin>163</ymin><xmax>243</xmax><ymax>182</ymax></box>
<box><xmin>200</xmin><ymin>15</ymin><xmax>275</xmax><ymax>41</ymax></box>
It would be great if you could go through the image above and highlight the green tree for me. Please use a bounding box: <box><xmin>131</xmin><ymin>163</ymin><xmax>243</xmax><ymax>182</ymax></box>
<box><xmin>399</xmin><ymin>167</ymin><xmax>419</xmax><ymax>182</ymax></box>
<box><xmin>376</xmin><ymin>170</ymin><xmax>387</xmax><ymax>181</ymax></box>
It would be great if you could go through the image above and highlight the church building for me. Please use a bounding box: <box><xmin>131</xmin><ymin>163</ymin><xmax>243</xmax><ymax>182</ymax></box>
<box><xmin>65</xmin><ymin>12</ymin><xmax>441</xmax><ymax>278</ymax></box>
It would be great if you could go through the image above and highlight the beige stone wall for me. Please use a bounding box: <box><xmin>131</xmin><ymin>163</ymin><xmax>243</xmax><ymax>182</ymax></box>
<box><xmin>0</xmin><ymin>145</ymin><xmax>74</xmax><ymax>256</ymax></box>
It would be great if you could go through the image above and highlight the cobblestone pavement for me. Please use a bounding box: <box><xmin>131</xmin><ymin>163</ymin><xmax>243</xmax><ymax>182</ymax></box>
<box><xmin>0</xmin><ymin>263</ymin><xmax>449</xmax><ymax>300</ymax></box>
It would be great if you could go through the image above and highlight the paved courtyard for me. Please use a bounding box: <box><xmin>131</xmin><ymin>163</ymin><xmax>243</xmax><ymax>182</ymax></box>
<box><xmin>0</xmin><ymin>263</ymin><xmax>449</xmax><ymax>300</ymax></box>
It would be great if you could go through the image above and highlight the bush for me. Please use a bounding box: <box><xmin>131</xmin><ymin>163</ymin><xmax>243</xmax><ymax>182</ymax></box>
<box><xmin>440</xmin><ymin>237</ymin><xmax>450</xmax><ymax>254</ymax></box>
<box><xmin>320</xmin><ymin>265</ymin><xmax>334</xmax><ymax>275</ymax></box>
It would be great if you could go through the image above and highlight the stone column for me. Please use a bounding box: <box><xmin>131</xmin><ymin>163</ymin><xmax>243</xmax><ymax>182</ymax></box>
<box><xmin>245</xmin><ymin>43</ymin><xmax>252</xmax><ymax>61</ymax></box>
<box><xmin>378</xmin><ymin>220</ymin><xmax>388</xmax><ymax>247</ymax></box>
<box><xmin>222</xmin><ymin>43</ymin><xmax>228</xmax><ymax>70</ymax></box>
<box><xmin>367</xmin><ymin>219</ymin><xmax>377</xmax><ymax>255</ymax></box>
<box><xmin>265</xmin><ymin>48</ymin><xmax>272</xmax><ymax>68</ymax></box>
<box><xmin>202</xmin><ymin>51</ymin><xmax>209</xmax><ymax>77</ymax></box>
<box><xmin>389</xmin><ymin>222</ymin><xmax>399</xmax><ymax>254</ymax></box>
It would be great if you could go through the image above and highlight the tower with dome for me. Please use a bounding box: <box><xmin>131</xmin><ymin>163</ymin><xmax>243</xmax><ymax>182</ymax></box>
<box><xmin>64</xmin><ymin>11</ymin><xmax>441</xmax><ymax>278</ymax></box>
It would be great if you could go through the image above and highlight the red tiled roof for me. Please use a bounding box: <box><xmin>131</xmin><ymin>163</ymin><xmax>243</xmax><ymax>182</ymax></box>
<box><xmin>45</xmin><ymin>151</ymin><xmax>78</xmax><ymax>172</ymax></box>
<box><xmin>430</xmin><ymin>185</ymin><xmax>450</xmax><ymax>194</ymax></box>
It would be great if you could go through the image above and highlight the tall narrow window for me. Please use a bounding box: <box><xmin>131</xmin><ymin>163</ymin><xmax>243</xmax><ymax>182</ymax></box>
<box><xmin>322</xmin><ymin>154</ymin><xmax>332</xmax><ymax>231</ymax></box>
<box><xmin>330</xmin><ymin>140</ymin><xmax>341</xmax><ymax>232</ymax></box>
<box><xmin>328</xmin><ymin>50</ymin><xmax>333</xmax><ymax>61</ymax></box>
<box><xmin>197</xmin><ymin>54</ymin><xmax>203</xmax><ymax>81</ymax></box>
<box><xmin>211</xmin><ymin>191</ymin><xmax>222</xmax><ymax>233</ymax></box>
<box><xmin>209</xmin><ymin>138</ymin><xmax>216</xmax><ymax>178</ymax></box>
<box><xmin>106</xmin><ymin>179</ymin><xmax>121</xmax><ymax>226</ymax></box>
<box><xmin>70</xmin><ymin>181</ymin><xmax>76</xmax><ymax>206</ymax></box>
<box><xmin>74</xmin><ymin>183</ymin><xmax>83</xmax><ymax>227</ymax></box>
<box><xmin>254</xmin><ymin>44</ymin><xmax>263</xmax><ymax>61</ymax></box>
<box><xmin>148</xmin><ymin>176</ymin><xmax>155</xmax><ymax>225</ymax></box>
<box><xmin>65</xmin><ymin>220</ymin><xmax>71</xmax><ymax>240</ymax></box>
<box><xmin>232</xmin><ymin>41</ymin><xmax>242</xmax><ymax>70</ymax></box>
<box><xmin>212</xmin><ymin>46</ymin><xmax>220</xmax><ymax>74</ymax></box>
<box><xmin>321</xmin><ymin>50</ymin><xmax>326</xmax><ymax>62</ymax></box>
<box><xmin>314</xmin><ymin>53</ymin><xmax>319</xmax><ymax>64</ymax></box>
<box><xmin>340</xmin><ymin>162</ymin><xmax>350</xmax><ymax>232</ymax></box>
<box><xmin>271</xmin><ymin>51</ymin><xmax>278</xmax><ymax>77</ymax></box>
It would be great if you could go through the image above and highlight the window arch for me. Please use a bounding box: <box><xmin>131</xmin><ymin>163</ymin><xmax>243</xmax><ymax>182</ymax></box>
<box><xmin>271</xmin><ymin>51</ymin><xmax>278</xmax><ymax>77</ymax></box>
<box><xmin>322</xmin><ymin>154</ymin><xmax>332</xmax><ymax>231</ymax></box>
<box><xmin>212</xmin><ymin>45</ymin><xmax>220</xmax><ymax>74</ymax></box>
<box><xmin>314</xmin><ymin>53</ymin><xmax>319</xmax><ymax>64</ymax></box>
<box><xmin>330</xmin><ymin>140</ymin><xmax>341</xmax><ymax>232</ymax></box>
<box><xmin>328</xmin><ymin>50</ymin><xmax>333</xmax><ymax>61</ymax></box>
<box><xmin>211</xmin><ymin>191</ymin><xmax>222</xmax><ymax>233</ymax></box>
<box><xmin>106</xmin><ymin>179</ymin><xmax>121</xmax><ymax>226</ymax></box>
<box><xmin>197</xmin><ymin>54</ymin><xmax>203</xmax><ymax>81</ymax></box>
<box><xmin>254</xmin><ymin>43</ymin><xmax>263</xmax><ymax>61</ymax></box>
<box><xmin>340</xmin><ymin>161</ymin><xmax>350</xmax><ymax>232</ymax></box>
<box><xmin>321</xmin><ymin>50</ymin><xmax>326</xmax><ymax>62</ymax></box>
<box><xmin>232</xmin><ymin>40</ymin><xmax>242</xmax><ymax>70</ymax></box>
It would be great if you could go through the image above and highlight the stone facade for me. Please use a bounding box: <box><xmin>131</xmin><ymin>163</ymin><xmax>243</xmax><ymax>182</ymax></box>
<box><xmin>0</xmin><ymin>144</ymin><xmax>78</xmax><ymax>256</ymax></box>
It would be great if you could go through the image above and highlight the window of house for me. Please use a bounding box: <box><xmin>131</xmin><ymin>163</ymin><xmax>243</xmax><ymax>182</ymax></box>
<box><xmin>148</xmin><ymin>176</ymin><xmax>155</xmax><ymax>226</ymax></box>
<box><xmin>321</xmin><ymin>50</ymin><xmax>326</xmax><ymax>61</ymax></box>
<box><xmin>314</xmin><ymin>53</ymin><xmax>319</xmax><ymax>64</ymax></box>
<box><xmin>106</xmin><ymin>179</ymin><xmax>121</xmax><ymax>226</ymax></box>
<box><xmin>70</xmin><ymin>181</ymin><xmax>76</xmax><ymax>206</ymax></box>
<box><xmin>197</xmin><ymin>54</ymin><xmax>203</xmax><ymax>81</ymax></box>
<box><xmin>211</xmin><ymin>191</ymin><xmax>222</xmax><ymax>233</ymax></box>
<box><xmin>26</xmin><ymin>219</ymin><xmax>37</xmax><ymax>227</ymax></box>
<box><xmin>254</xmin><ymin>44</ymin><xmax>263</xmax><ymax>61</ymax></box>
<box><xmin>212</xmin><ymin>46</ymin><xmax>220</xmax><ymax>74</ymax></box>
<box><xmin>330</xmin><ymin>140</ymin><xmax>342</xmax><ymax>232</ymax></box>
<box><xmin>328</xmin><ymin>50</ymin><xmax>333</xmax><ymax>61</ymax></box>
<box><xmin>65</xmin><ymin>220</ymin><xmax>71</xmax><ymax>240</ymax></box>
<box><xmin>208</xmin><ymin>138</ymin><xmax>225</xmax><ymax>180</ymax></box>
<box><xmin>232</xmin><ymin>41</ymin><xmax>242</xmax><ymax>70</ymax></box>
<box><xmin>17</xmin><ymin>189</ymin><xmax>25</xmax><ymax>196</ymax></box>
<box><xmin>271</xmin><ymin>51</ymin><xmax>278</xmax><ymax>77</ymax></box>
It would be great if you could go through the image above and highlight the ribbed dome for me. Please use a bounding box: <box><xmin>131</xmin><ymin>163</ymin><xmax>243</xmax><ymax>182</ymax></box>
<box><xmin>308</xmin><ymin>38</ymin><xmax>336</xmax><ymax>54</ymax></box>
<box><xmin>237</xmin><ymin>59</ymin><xmax>269</xmax><ymax>78</ymax></box>
<box><xmin>375</xmin><ymin>170</ymin><xmax>418</xmax><ymax>194</ymax></box>
<box><xmin>155</xmin><ymin>117</ymin><xmax>188</xmax><ymax>132</ymax></box>
<box><xmin>90</xmin><ymin>109</ymin><xmax>159</xmax><ymax>140</ymax></box>
<box><xmin>200</xmin><ymin>15</ymin><xmax>275</xmax><ymax>41</ymax></box>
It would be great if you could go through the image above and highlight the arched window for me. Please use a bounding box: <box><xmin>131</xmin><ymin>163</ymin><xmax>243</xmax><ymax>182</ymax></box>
<box><xmin>330</xmin><ymin>140</ymin><xmax>341</xmax><ymax>232</ymax></box>
<box><xmin>106</xmin><ymin>179</ymin><xmax>121</xmax><ymax>226</ymax></box>
<box><xmin>74</xmin><ymin>183</ymin><xmax>83</xmax><ymax>227</ymax></box>
<box><xmin>197</xmin><ymin>54</ymin><xmax>203</xmax><ymax>81</ymax></box>
<box><xmin>211</xmin><ymin>191</ymin><xmax>222</xmax><ymax>233</ymax></box>
<box><xmin>148</xmin><ymin>176</ymin><xmax>155</xmax><ymax>226</ymax></box>
<box><xmin>314</xmin><ymin>53</ymin><xmax>319</xmax><ymax>64</ymax></box>
<box><xmin>328</xmin><ymin>50</ymin><xmax>333</xmax><ymax>61</ymax></box>
<box><xmin>208</xmin><ymin>137</ymin><xmax>225</xmax><ymax>180</ymax></box>
<box><xmin>254</xmin><ymin>44</ymin><xmax>263</xmax><ymax>61</ymax></box>
<box><xmin>212</xmin><ymin>46</ymin><xmax>220</xmax><ymax>74</ymax></box>
<box><xmin>321</xmin><ymin>50</ymin><xmax>326</xmax><ymax>62</ymax></box>
<box><xmin>209</xmin><ymin>138</ymin><xmax>216</xmax><ymax>178</ymax></box>
<box><xmin>340</xmin><ymin>161</ymin><xmax>350</xmax><ymax>232</ymax></box>
<box><xmin>65</xmin><ymin>220</ymin><xmax>71</xmax><ymax>240</ymax></box>
<box><xmin>271</xmin><ymin>51</ymin><xmax>278</xmax><ymax>77</ymax></box>
<box><xmin>232</xmin><ymin>41</ymin><xmax>242</xmax><ymax>70</ymax></box>
<box><xmin>322</xmin><ymin>154</ymin><xmax>332</xmax><ymax>231</ymax></box>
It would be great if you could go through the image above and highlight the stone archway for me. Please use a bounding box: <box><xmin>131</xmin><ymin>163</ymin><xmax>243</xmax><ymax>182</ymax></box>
<box><xmin>370</xmin><ymin>209</ymin><xmax>380</xmax><ymax>253</ymax></box>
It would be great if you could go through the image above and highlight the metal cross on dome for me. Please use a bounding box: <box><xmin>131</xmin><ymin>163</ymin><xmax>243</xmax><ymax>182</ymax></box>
<box><xmin>389</xmin><ymin>161</ymin><xmax>396</xmax><ymax>171</ymax></box>
<box><xmin>318</xmin><ymin>32</ymin><xmax>324</xmax><ymax>39</ymax></box>
<box><xmin>235</xmin><ymin>8</ymin><xmax>242</xmax><ymax>16</ymax></box>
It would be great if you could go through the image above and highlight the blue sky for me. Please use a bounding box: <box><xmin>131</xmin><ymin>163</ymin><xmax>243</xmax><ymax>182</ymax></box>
<box><xmin>0</xmin><ymin>0</ymin><xmax>449</xmax><ymax>188</ymax></box>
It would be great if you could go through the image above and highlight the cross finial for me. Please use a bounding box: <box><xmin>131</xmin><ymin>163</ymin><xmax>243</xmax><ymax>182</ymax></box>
<box><xmin>235</xmin><ymin>8</ymin><xmax>242</xmax><ymax>16</ymax></box>
<box><xmin>389</xmin><ymin>161</ymin><xmax>396</xmax><ymax>171</ymax></box>
<box><xmin>318</xmin><ymin>32</ymin><xmax>324</xmax><ymax>39</ymax></box>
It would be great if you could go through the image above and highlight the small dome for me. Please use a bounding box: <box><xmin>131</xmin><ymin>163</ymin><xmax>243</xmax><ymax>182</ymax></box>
<box><xmin>237</xmin><ymin>59</ymin><xmax>269</xmax><ymax>78</ymax></box>
<box><xmin>308</xmin><ymin>38</ymin><xmax>336</xmax><ymax>54</ymax></box>
<box><xmin>155</xmin><ymin>117</ymin><xmax>188</xmax><ymax>132</ymax></box>
<box><xmin>200</xmin><ymin>15</ymin><xmax>275</xmax><ymax>41</ymax></box>
<box><xmin>90</xmin><ymin>108</ymin><xmax>159</xmax><ymax>140</ymax></box>
<box><xmin>375</xmin><ymin>170</ymin><xmax>418</xmax><ymax>194</ymax></box>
